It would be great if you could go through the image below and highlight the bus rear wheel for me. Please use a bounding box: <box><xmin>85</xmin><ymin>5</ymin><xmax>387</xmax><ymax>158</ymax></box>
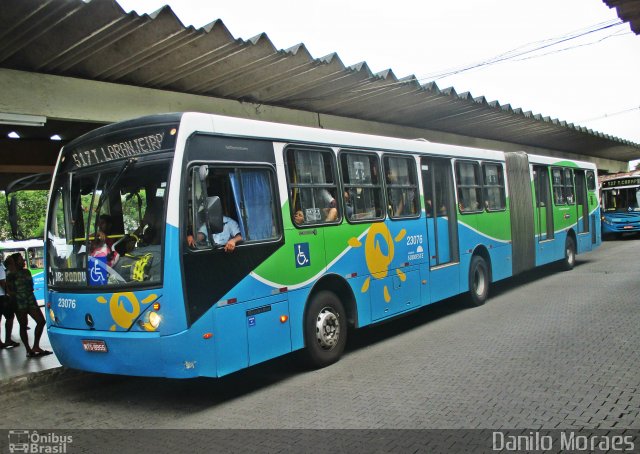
<box><xmin>468</xmin><ymin>255</ymin><xmax>489</xmax><ymax>306</ymax></box>
<box><xmin>303</xmin><ymin>290</ymin><xmax>347</xmax><ymax>368</ymax></box>
<box><xmin>561</xmin><ymin>236</ymin><xmax>576</xmax><ymax>271</ymax></box>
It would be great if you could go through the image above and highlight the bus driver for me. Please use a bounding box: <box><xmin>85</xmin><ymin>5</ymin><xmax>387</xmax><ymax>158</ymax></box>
<box><xmin>190</xmin><ymin>217</ymin><xmax>242</xmax><ymax>253</ymax></box>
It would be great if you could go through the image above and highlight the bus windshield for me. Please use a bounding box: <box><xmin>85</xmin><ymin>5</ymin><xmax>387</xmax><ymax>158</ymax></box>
<box><xmin>602</xmin><ymin>186</ymin><xmax>640</xmax><ymax>212</ymax></box>
<box><xmin>47</xmin><ymin>160</ymin><xmax>170</xmax><ymax>289</ymax></box>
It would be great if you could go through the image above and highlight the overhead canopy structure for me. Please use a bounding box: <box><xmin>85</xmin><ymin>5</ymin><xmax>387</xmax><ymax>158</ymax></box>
<box><xmin>604</xmin><ymin>0</ymin><xmax>640</xmax><ymax>34</ymax></box>
<box><xmin>0</xmin><ymin>0</ymin><xmax>639</xmax><ymax>190</ymax></box>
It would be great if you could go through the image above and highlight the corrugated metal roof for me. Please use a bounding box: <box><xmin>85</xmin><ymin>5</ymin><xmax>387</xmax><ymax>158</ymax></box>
<box><xmin>1</xmin><ymin>0</ymin><xmax>639</xmax><ymax>163</ymax></box>
<box><xmin>604</xmin><ymin>0</ymin><xmax>640</xmax><ymax>34</ymax></box>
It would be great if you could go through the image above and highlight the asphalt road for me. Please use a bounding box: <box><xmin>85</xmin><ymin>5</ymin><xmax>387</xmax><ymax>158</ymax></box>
<box><xmin>2</xmin><ymin>237</ymin><xmax>639</xmax><ymax>435</ymax></box>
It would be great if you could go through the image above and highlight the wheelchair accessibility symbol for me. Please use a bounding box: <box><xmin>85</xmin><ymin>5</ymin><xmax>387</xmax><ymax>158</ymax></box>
<box><xmin>294</xmin><ymin>243</ymin><xmax>311</xmax><ymax>268</ymax></box>
<box><xmin>88</xmin><ymin>256</ymin><xmax>107</xmax><ymax>285</ymax></box>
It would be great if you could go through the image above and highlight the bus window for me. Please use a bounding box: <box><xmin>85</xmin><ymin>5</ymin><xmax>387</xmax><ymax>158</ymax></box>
<box><xmin>47</xmin><ymin>161</ymin><xmax>169</xmax><ymax>288</ymax></box>
<box><xmin>455</xmin><ymin>161</ymin><xmax>483</xmax><ymax>213</ymax></box>
<box><xmin>286</xmin><ymin>148</ymin><xmax>340</xmax><ymax>225</ymax></box>
<box><xmin>383</xmin><ymin>155</ymin><xmax>419</xmax><ymax>218</ymax></box>
<box><xmin>586</xmin><ymin>170</ymin><xmax>596</xmax><ymax>191</ymax></box>
<box><xmin>189</xmin><ymin>166</ymin><xmax>280</xmax><ymax>249</ymax></box>
<box><xmin>339</xmin><ymin>151</ymin><xmax>383</xmax><ymax>222</ymax></box>
<box><xmin>482</xmin><ymin>163</ymin><xmax>506</xmax><ymax>211</ymax></box>
<box><xmin>563</xmin><ymin>168</ymin><xmax>575</xmax><ymax>204</ymax></box>
<box><xmin>552</xmin><ymin>168</ymin><xmax>565</xmax><ymax>204</ymax></box>
<box><xmin>27</xmin><ymin>247</ymin><xmax>44</xmax><ymax>269</ymax></box>
<box><xmin>602</xmin><ymin>186</ymin><xmax>640</xmax><ymax>212</ymax></box>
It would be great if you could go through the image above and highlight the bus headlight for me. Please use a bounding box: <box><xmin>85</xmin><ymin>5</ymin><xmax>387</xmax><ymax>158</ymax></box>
<box><xmin>148</xmin><ymin>311</ymin><xmax>161</xmax><ymax>329</ymax></box>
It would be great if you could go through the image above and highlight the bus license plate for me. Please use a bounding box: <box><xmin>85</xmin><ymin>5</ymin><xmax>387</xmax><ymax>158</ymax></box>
<box><xmin>82</xmin><ymin>339</ymin><xmax>108</xmax><ymax>353</ymax></box>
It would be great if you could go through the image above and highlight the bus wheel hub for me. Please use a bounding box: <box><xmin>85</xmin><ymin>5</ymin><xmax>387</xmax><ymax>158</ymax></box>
<box><xmin>315</xmin><ymin>308</ymin><xmax>340</xmax><ymax>350</ymax></box>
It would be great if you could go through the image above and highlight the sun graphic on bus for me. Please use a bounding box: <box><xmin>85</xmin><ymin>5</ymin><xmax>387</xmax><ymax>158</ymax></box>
<box><xmin>97</xmin><ymin>292</ymin><xmax>158</xmax><ymax>331</ymax></box>
<box><xmin>348</xmin><ymin>223</ymin><xmax>406</xmax><ymax>302</ymax></box>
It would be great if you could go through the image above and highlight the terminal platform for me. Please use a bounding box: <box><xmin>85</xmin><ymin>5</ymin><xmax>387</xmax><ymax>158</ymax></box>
<box><xmin>0</xmin><ymin>314</ymin><xmax>61</xmax><ymax>383</ymax></box>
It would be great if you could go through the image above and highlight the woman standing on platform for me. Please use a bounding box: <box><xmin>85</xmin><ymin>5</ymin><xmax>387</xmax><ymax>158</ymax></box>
<box><xmin>5</xmin><ymin>253</ymin><xmax>50</xmax><ymax>358</ymax></box>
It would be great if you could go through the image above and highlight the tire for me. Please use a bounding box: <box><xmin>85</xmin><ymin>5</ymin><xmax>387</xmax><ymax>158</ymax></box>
<box><xmin>303</xmin><ymin>290</ymin><xmax>347</xmax><ymax>368</ymax></box>
<box><xmin>468</xmin><ymin>255</ymin><xmax>490</xmax><ymax>306</ymax></box>
<box><xmin>561</xmin><ymin>236</ymin><xmax>576</xmax><ymax>271</ymax></box>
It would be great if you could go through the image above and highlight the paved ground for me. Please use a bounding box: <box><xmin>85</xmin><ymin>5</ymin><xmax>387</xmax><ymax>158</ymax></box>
<box><xmin>0</xmin><ymin>311</ymin><xmax>60</xmax><ymax>380</ymax></box>
<box><xmin>0</xmin><ymin>237</ymin><xmax>638</xmax><ymax>436</ymax></box>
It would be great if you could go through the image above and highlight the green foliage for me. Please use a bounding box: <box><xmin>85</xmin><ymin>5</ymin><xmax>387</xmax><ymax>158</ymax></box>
<box><xmin>0</xmin><ymin>190</ymin><xmax>48</xmax><ymax>241</ymax></box>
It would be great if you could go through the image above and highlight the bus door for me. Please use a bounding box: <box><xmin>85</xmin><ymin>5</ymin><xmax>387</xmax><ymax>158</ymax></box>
<box><xmin>574</xmin><ymin>170</ymin><xmax>591</xmax><ymax>252</ymax></box>
<box><xmin>421</xmin><ymin>157</ymin><xmax>459</xmax><ymax>301</ymax></box>
<box><xmin>533</xmin><ymin>165</ymin><xmax>555</xmax><ymax>265</ymax></box>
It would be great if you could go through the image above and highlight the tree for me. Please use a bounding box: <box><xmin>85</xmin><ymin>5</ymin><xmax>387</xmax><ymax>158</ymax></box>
<box><xmin>0</xmin><ymin>190</ymin><xmax>48</xmax><ymax>241</ymax></box>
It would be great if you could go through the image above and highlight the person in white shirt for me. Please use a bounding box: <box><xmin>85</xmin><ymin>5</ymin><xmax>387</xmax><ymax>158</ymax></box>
<box><xmin>189</xmin><ymin>217</ymin><xmax>242</xmax><ymax>253</ymax></box>
<box><xmin>210</xmin><ymin>216</ymin><xmax>242</xmax><ymax>253</ymax></box>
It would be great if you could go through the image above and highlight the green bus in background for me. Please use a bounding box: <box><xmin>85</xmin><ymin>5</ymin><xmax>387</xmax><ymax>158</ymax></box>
<box><xmin>0</xmin><ymin>239</ymin><xmax>45</xmax><ymax>305</ymax></box>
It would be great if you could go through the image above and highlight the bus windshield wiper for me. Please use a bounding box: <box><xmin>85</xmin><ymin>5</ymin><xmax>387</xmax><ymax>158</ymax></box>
<box><xmin>95</xmin><ymin>158</ymin><xmax>136</xmax><ymax>216</ymax></box>
<box><xmin>91</xmin><ymin>158</ymin><xmax>137</xmax><ymax>236</ymax></box>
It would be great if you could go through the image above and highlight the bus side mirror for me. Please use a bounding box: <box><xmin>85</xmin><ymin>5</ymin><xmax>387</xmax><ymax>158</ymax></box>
<box><xmin>206</xmin><ymin>196</ymin><xmax>223</xmax><ymax>233</ymax></box>
<box><xmin>198</xmin><ymin>165</ymin><xmax>208</xmax><ymax>183</ymax></box>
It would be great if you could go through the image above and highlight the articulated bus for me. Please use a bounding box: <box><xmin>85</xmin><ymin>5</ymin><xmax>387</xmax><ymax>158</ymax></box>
<box><xmin>599</xmin><ymin>171</ymin><xmax>640</xmax><ymax>237</ymax></box>
<box><xmin>0</xmin><ymin>239</ymin><xmax>45</xmax><ymax>304</ymax></box>
<box><xmin>44</xmin><ymin>113</ymin><xmax>600</xmax><ymax>378</ymax></box>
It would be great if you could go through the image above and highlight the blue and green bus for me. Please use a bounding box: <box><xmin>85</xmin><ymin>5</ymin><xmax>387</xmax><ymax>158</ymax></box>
<box><xmin>45</xmin><ymin>113</ymin><xmax>600</xmax><ymax>378</ymax></box>
<box><xmin>599</xmin><ymin>172</ymin><xmax>640</xmax><ymax>237</ymax></box>
<box><xmin>0</xmin><ymin>239</ymin><xmax>45</xmax><ymax>305</ymax></box>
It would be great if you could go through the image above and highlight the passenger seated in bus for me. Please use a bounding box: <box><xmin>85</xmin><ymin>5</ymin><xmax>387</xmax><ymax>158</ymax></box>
<box><xmin>134</xmin><ymin>202</ymin><xmax>162</xmax><ymax>247</ymax></box>
<box><xmin>90</xmin><ymin>214</ymin><xmax>119</xmax><ymax>267</ymax></box>
<box><xmin>425</xmin><ymin>199</ymin><xmax>433</xmax><ymax>217</ymax></box>
<box><xmin>343</xmin><ymin>190</ymin><xmax>354</xmax><ymax>219</ymax></box>
<box><xmin>319</xmin><ymin>189</ymin><xmax>338</xmax><ymax>221</ymax></box>
<box><xmin>386</xmin><ymin>171</ymin><xmax>404</xmax><ymax>216</ymax></box>
<box><xmin>325</xmin><ymin>206</ymin><xmax>338</xmax><ymax>221</ymax></box>
<box><xmin>96</xmin><ymin>214</ymin><xmax>115</xmax><ymax>248</ymax></box>
<box><xmin>90</xmin><ymin>234</ymin><xmax>119</xmax><ymax>267</ymax></box>
<box><xmin>294</xmin><ymin>210</ymin><xmax>305</xmax><ymax>225</ymax></box>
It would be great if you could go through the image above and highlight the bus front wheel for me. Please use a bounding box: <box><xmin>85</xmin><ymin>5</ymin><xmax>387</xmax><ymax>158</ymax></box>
<box><xmin>561</xmin><ymin>236</ymin><xmax>576</xmax><ymax>271</ymax></box>
<box><xmin>303</xmin><ymin>290</ymin><xmax>347</xmax><ymax>368</ymax></box>
<box><xmin>468</xmin><ymin>255</ymin><xmax>490</xmax><ymax>306</ymax></box>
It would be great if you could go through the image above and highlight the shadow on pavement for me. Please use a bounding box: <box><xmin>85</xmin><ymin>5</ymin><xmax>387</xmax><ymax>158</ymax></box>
<box><xmin>2</xmin><ymin>256</ymin><xmax>592</xmax><ymax>415</ymax></box>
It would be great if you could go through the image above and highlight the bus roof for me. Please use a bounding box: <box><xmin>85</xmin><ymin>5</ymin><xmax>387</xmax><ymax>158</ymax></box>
<box><xmin>61</xmin><ymin>111</ymin><xmax>598</xmax><ymax>170</ymax></box>
<box><xmin>0</xmin><ymin>239</ymin><xmax>44</xmax><ymax>250</ymax></box>
<box><xmin>599</xmin><ymin>170</ymin><xmax>640</xmax><ymax>182</ymax></box>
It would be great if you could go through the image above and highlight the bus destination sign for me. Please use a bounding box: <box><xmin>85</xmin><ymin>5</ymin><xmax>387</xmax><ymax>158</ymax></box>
<box><xmin>68</xmin><ymin>131</ymin><xmax>168</xmax><ymax>169</ymax></box>
<box><xmin>602</xmin><ymin>177</ymin><xmax>640</xmax><ymax>189</ymax></box>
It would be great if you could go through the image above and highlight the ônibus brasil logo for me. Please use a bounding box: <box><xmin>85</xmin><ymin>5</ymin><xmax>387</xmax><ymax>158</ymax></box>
<box><xmin>8</xmin><ymin>430</ymin><xmax>73</xmax><ymax>453</ymax></box>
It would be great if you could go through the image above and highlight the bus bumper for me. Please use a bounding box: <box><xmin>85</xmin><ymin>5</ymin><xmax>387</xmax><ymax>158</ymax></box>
<box><xmin>48</xmin><ymin>327</ymin><xmax>216</xmax><ymax>378</ymax></box>
<box><xmin>602</xmin><ymin>220</ymin><xmax>640</xmax><ymax>235</ymax></box>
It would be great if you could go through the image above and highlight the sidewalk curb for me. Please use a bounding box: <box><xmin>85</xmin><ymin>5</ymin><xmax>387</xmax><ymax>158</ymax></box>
<box><xmin>0</xmin><ymin>367</ymin><xmax>88</xmax><ymax>393</ymax></box>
